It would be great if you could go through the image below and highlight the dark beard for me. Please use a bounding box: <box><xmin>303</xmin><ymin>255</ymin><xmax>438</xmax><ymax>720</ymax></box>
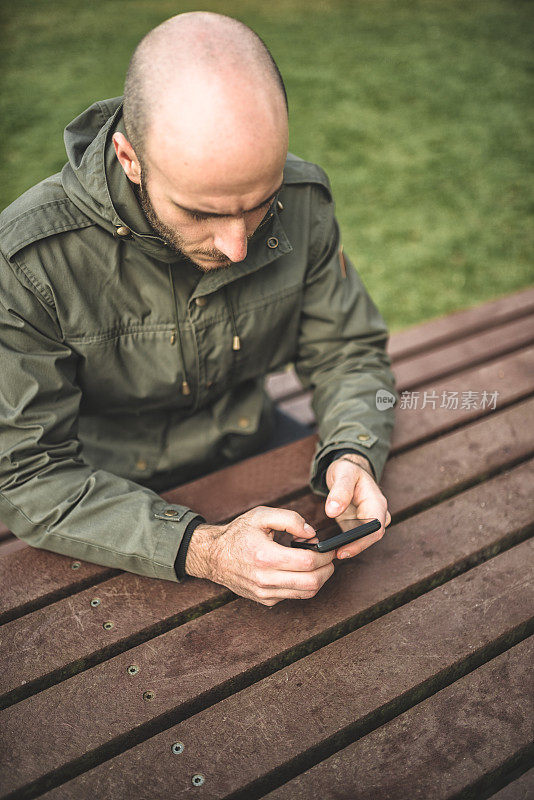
<box><xmin>136</xmin><ymin>180</ymin><xmax>232</xmax><ymax>272</ymax></box>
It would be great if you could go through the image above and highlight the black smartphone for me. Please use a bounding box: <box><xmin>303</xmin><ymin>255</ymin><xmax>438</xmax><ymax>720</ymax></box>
<box><xmin>291</xmin><ymin>518</ymin><xmax>381</xmax><ymax>553</ymax></box>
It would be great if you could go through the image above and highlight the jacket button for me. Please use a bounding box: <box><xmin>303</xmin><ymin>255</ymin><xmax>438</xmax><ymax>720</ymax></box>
<box><xmin>357</xmin><ymin>434</ymin><xmax>371</xmax><ymax>442</ymax></box>
<box><xmin>238</xmin><ymin>416</ymin><xmax>250</xmax><ymax>428</ymax></box>
<box><xmin>195</xmin><ymin>296</ymin><xmax>207</xmax><ymax>307</ymax></box>
<box><xmin>267</xmin><ymin>237</ymin><xmax>279</xmax><ymax>249</ymax></box>
<box><xmin>136</xmin><ymin>459</ymin><xmax>147</xmax><ymax>471</ymax></box>
<box><xmin>115</xmin><ymin>225</ymin><xmax>131</xmax><ymax>238</ymax></box>
<box><xmin>277</xmin><ymin>200</ymin><xmax>284</xmax><ymax>211</ymax></box>
<box><xmin>206</xmin><ymin>380</ymin><xmax>213</xmax><ymax>389</ymax></box>
<box><xmin>163</xmin><ymin>509</ymin><xmax>179</xmax><ymax>517</ymax></box>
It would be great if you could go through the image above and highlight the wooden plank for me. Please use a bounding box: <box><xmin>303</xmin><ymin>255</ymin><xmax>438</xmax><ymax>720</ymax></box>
<box><xmin>165</xmin><ymin>395</ymin><xmax>534</xmax><ymax>524</ymax></box>
<box><xmin>278</xmin><ymin>346</ymin><xmax>534</xmax><ymax>437</ymax></box>
<box><xmin>2</xmin><ymin>388</ymin><xmax>532</xmax><ymax>705</ymax></box>
<box><xmin>2</xmin><ymin>391</ymin><xmax>533</xmax><ymax>625</ymax></box>
<box><xmin>393</xmin><ymin>314</ymin><xmax>534</xmax><ymax>390</ymax></box>
<box><xmin>388</xmin><ymin>287</ymin><xmax>534</xmax><ymax>361</ymax></box>
<box><xmin>392</xmin><ymin>345</ymin><xmax>534</xmax><ymax>451</ymax></box>
<box><xmin>35</xmin><ymin>541</ymin><xmax>534</xmax><ymax>800</ymax></box>
<box><xmin>1</xmin><ymin>525</ymin><xmax>532</xmax><ymax>796</ymax></box>
<box><xmin>2</xmin><ymin>451</ymin><xmax>532</xmax><ymax>709</ymax></box>
<box><xmin>0</xmin><ymin>536</ymin><xmax>24</xmax><ymax>556</ymax></box>
<box><xmin>0</xmin><ymin>548</ymin><xmax>118</xmax><ymax>626</ymax></box>
<box><xmin>490</xmin><ymin>768</ymin><xmax>534</xmax><ymax>800</ymax></box>
<box><xmin>263</xmin><ymin>640</ymin><xmax>534</xmax><ymax>800</ymax></box>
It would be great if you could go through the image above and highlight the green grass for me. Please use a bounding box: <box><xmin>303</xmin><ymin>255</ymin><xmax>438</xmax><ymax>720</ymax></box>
<box><xmin>1</xmin><ymin>0</ymin><xmax>532</xmax><ymax>330</ymax></box>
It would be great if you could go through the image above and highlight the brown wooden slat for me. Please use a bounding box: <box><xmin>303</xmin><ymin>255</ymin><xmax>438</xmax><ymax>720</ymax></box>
<box><xmin>0</xmin><ymin>549</ymin><xmax>118</xmax><ymax>626</ymax></box>
<box><xmin>262</xmin><ymin>640</ymin><xmax>534</xmax><ymax>800</ymax></box>
<box><xmin>167</xmin><ymin>395</ymin><xmax>534</xmax><ymax>524</ymax></box>
<box><xmin>2</xmin><ymin>382</ymin><xmax>532</xmax><ymax>702</ymax></box>
<box><xmin>388</xmin><ymin>287</ymin><xmax>534</xmax><ymax>361</ymax></box>
<box><xmin>2</xmin><ymin>445</ymin><xmax>532</xmax><ymax>709</ymax></box>
<box><xmin>0</xmin><ymin>537</ymin><xmax>25</xmax><ymax>556</ymax></box>
<box><xmin>392</xmin><ymin>345</ymin><xmax>534</xmax><ymax>451</ymax></box>
<box><xmin>35</xmin><ymin>541</ymin><xmax>534</xmax><ymax>800</ymax></box>
<box><xmin>265</xmin><ymin>365</ymin><xmax>302</xmax><ymax>401</ymax></box>
<box><xmin>393</xmin><ymin>314</ymin><xmax>534</xmax><ymax>390</ymax></box>
<box><xmin>278</xmin><ymin>345</ymin><xmax>534</xmax><ymax>438</ymax></box>
<box><xmin>489</xmin><ymin>768</ymin><xmax>534</xmax><ymax>800</ymax></box>
<box><xmin>2</xmin><ymin>523</ymin><xmax>533</xmax><ymax>795</ymax></box>
<box><xmin>2</xmin><ymin>388</ymin><xmax>533</xmax><ymax>625</ymax></box>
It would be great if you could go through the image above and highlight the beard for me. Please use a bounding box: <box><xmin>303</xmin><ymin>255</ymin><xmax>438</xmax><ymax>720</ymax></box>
<box><xmin>136</xmin><ymin>178</ymin><xmax>233</xmax><ymax>272</ymax></box>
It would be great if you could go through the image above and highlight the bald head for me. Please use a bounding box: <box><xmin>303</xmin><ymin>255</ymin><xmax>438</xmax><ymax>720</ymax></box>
<box><xmin>123</xmin><ymin>12</ymin><xmax>288</xmax><ymax>168</ymax></box>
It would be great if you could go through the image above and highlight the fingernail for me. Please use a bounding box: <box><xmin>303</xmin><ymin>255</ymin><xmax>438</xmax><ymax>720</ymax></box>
<box><xmin>327</xmin><ymin>501</ymin><xmax>341</xmax><ymax>513</ymax></box>
<box><xmin>303</xmin><ymin>523</ymin><xmax>315</xmax><ymax>535</ymax></box>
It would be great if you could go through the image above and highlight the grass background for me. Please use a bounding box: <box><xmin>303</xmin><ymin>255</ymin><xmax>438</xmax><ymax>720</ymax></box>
<box><xmin>1</xmin><ymin>0</ymin><xmax>532</xmax><ymax>331</ymax></box>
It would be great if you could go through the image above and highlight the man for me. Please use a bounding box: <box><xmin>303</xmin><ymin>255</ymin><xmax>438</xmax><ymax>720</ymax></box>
<box><xmin>0</xmin><ymin>12</ymin><xmax>395</xmax><ymax>605</ymax></box>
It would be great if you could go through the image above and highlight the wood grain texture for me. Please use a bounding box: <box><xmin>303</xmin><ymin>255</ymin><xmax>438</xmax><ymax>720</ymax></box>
<box><xmin>38</xmin><ymin>542</ymin><xmax>534</xmax><ymax>800</ymax></box>
<box><xmin>263</xmin><ymin>639</ymin><xmax>534</xmax><ymax>800</ymax></box>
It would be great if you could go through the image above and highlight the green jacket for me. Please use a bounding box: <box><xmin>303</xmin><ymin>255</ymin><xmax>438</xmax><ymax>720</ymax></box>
<box><xmin>0</xmin><ymin>98</ymin><xmax>396</xmax><ymax>582</ymax></box>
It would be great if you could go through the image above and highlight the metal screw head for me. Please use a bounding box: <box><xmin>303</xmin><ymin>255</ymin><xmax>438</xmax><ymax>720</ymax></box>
<box><xmin>71</xmin><ymin>561</ymin><xmax>81</xmax><ymax>570</ymax></box>
<box><xmin>143</xmin><ymin>690</ymin><xmax>155</xmax><ymax>701</ymax></box>
<box><xmin>127</xmin><ymin>665</ymin><xmax>139</xmax><ymax>676</ymax></box>
<box><xmin>192</xmin><ymin>774</ymin><xmax>205</xmax><ymax>787</ymax></box>
<box><xmin>90</xmin><ymin>598</ymin><xmax>101</xmax><ymax>607</ymax></box>
<box><xmin>171</xmin><ymin>741</ymin><xmax>184</xmax><ymax>755</ymax></box>
<box><xmin>103</xmin><ymin>621</ymin><xmax>114</xmax><ymax>631</ymax></box>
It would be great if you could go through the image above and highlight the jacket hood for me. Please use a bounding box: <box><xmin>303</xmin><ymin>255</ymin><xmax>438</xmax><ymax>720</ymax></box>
<box><xmin>61</xmin><ymin>97</ymin><xmax>181</xmax><ymax>263</ymax></box>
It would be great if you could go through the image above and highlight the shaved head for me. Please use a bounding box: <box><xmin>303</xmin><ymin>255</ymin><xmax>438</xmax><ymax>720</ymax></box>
<box><xmin>116</xmin><ymin>12</ymin><xmax>289</xmax><ymax>270</ymax></box>
<box><xmin>123</xmin><ymin>11</ymin><xmax>288</xmax><ymax>166</ymax></box>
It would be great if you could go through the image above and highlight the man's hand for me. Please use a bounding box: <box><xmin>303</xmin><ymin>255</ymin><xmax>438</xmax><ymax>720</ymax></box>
<box><xmin>184</xmin><ymin>506</ymin><xmax>335</xmax><ymax>606</ymax></box>
<box><xmin>324</xmin><ymin>454</ymin><xmax>391</xmax><ymax>559</ymax></box>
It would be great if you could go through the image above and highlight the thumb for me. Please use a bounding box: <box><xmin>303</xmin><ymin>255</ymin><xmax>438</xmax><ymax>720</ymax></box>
<box><xmin>325</xmin><ymin>465</ymin><xmax>355</xmax><ymax>518</ymax></box>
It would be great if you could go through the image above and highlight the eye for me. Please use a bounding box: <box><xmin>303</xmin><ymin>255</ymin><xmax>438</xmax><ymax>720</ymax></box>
<box><xmin>188</xmin><ymin>211</ymin><xmax>210</xmax><ymax>222</ymax></box>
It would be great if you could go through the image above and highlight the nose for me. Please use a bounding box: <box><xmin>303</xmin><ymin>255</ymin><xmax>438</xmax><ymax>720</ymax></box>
<box><xmin>213</xmin><ymin>217</ymin><xmax>248</xmax><ymax>263</ymax></box>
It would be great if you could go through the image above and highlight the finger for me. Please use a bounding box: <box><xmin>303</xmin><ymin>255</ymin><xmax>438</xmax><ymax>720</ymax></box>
<box><xmin>250</xmin><ymin>506</ymin><xmax>317</xmax><ymax>540</ymax></box>
<box><xmin>257</xmin><ymin>561</ymin><xmax>335</xmax><ymax>594</ymax></box>
<box><xmin>255</xmin><ymin>537</ymin><xmax>334</xmax><ymax>572</ymax></box>
<box><xmin>324</xmin><ymin>460</ymin><xmax>359</xmax><ymax>518</ymax></box>
<box><xmin>335</xmin><ymin>487</ymin><xmax>389</xmax><ymax>559</ymax></box>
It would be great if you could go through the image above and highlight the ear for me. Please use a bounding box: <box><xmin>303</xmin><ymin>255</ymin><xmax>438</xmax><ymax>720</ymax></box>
<box><xmin>112</xmin><ymin>132</ymin><xmax>142</xmax><ymax>184</ymax></box>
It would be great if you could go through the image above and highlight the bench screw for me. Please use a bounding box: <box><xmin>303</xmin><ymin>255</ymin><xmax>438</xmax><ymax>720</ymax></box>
<box><xmin>127</xmin><ymin>665</ymin><xmax>139</xmax><ymax>676</ymax></box>
<box><xmin>171</xmin><ymin>742</ymin><xmax>184</xmax><ymax>755</ymax></box>
<box><xmin>192</xmin><ymin>774</ymin><xmax>205</xmax><ymax>787</ymax></box>
<box><xmin>71</xmin><ymin>561</ymin><xmax>81</xmax><ymax>570</ymax></box>
<box><xmin>143</xmin><ymin>690</ymin><xmax>155</xmax><ymax>701</ymax></box>
<box><xmin>90</xmin><ymin>598</ymin><xmax>101</xmax><ymax>607</ymax></box>
<box><xmin>103</xmin><ymin>621</ymin><xmax>114</xmax><ymax>630</ymax></box>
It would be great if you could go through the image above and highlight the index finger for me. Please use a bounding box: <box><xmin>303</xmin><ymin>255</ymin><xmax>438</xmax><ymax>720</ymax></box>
<box><xmin>257</xmin><ymin>538</ymin><xmax>334</xmax><ymax>572</ymax></box>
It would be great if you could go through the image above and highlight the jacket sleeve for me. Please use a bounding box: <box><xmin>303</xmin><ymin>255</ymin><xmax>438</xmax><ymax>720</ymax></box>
<box><xmin>0</xmin><ymin>252</ymin><xmax>201</xmax><ymax>581</ymax></box>
<box><xmin>293</xmin><ymin>184</ymin><xmax>397</xmax><ymax>495</ymax></box>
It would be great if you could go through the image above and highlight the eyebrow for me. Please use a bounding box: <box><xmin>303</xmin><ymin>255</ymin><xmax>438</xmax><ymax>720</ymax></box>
<box><xmin>171</xmin><ymin>182</ymin><xmax>284</xmax><ymax>219</ymax></box>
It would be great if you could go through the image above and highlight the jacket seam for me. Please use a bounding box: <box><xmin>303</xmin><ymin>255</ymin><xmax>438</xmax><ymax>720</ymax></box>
<box><xmin>10</xmin><ymin>257</ymin><xmax>56</xmax><ymax>308</ymax></box>
<box><xmin>0</xmin><ymin>197</ymin><xmax>88</xmax><ymax>232</ymax></box>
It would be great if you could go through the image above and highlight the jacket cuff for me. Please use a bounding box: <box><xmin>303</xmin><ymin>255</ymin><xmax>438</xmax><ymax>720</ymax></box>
<box><xmin>310</xmin><ymin>439</ymin><xmax>382</xmax><ymax>497</ymax></box>
<box><xmin>316</xmin><ymin>449</ymin><xmax>374</xmax><ymax>494</ymax></box>
<box><xmin>174</xmin><ymin>515</ymin><xmax>206</xmax><ymax>580</ymax></box>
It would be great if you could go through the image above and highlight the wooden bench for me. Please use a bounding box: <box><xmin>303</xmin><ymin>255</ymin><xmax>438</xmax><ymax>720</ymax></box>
<box><xmin>0</xmin><ymin>287</ymin><xmax>533</xmax><ymax>799</ymax></box>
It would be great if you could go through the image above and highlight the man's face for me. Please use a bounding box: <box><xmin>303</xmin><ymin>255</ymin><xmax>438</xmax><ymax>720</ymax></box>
<box><xmin>137</xmin><ymin>158</ymin><xmax>283</xmax><ymax>273</ymax></box>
